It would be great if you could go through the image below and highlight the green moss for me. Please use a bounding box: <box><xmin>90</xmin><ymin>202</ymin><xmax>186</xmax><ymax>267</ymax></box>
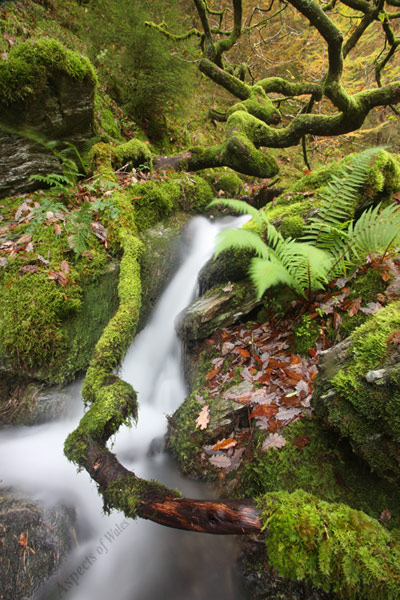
<box><xmin>258</xmin><ymin>489</ymin><xmax>400</xmax><ymax>599</ymax></box>
<box><xmin>0</xmin><ymin>38</ymin><xmax>96</xmax><ymax>106</ymax></box>
<box><xmin>215</xmin><ymin>172</ymin><xmax>243</xmax><ymax>197</ymax></box>
<box><xmin>279</xmin><ymin>215</ymin><xmax>306</xmax><ymax>239</ymax></box>
<box><xmin>166</xmin><ymin>392</ymin><xmax>206</xmax><ymax>477</ymax></box>
<box><xmin>82</xmin><ymin>234</ymin><xmax>143</xmax><ymax>403</ymax></box>
<box><xmin>94</xmin><ymin>92</ymin><xmax>124</xmax><ymax>142</ymax></box>
<box><xmin>293</xmin><ymin>315</ymin><xmax>320</xmax><ymax>356</ymax></box>
<box><xmin>112</xmin><ymin>139</ymin><xmax>153</xmax><ymax>170</ymax></box>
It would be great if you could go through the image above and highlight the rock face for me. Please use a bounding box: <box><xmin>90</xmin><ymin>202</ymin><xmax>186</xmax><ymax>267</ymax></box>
<box><xmin>0</xmin><ymin>488</ymin><xmax>74</xmax><ymax>600</ymax></box>
<box><xmin>312</xmin><ymin>302</ymin><xmax>400</xmax><ymax>481</ymax></box>
<box><xmin>176</xmin><ymin>279</ymin><xmax>261</xmax><ymax>342</ymax></box>
<box><xmin>0</xmin><ymin>40</ymin><xmax>95</xmax><ymax>198</ymax></box>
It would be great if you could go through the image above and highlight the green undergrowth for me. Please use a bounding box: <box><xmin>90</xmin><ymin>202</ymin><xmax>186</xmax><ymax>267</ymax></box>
<box><xmin>258</xmin><ymin>489</ymin><xmax>400</xmax><ymax>600</ymax></box>
<box><xmin>259</xmin><ymin>149</ymin><xmax>400</xmax><ymax>235</ymax></box>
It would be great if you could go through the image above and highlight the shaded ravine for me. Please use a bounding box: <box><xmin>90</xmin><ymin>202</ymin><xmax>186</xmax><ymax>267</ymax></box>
<box><xmin>0</xmin><ymin>216</ymin><xmax>251</xmax><ymax>600</ymax></box>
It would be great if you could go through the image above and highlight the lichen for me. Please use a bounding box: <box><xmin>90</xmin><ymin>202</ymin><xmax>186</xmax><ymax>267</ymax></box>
<box><xmin>258</xmin><ymin>489</ymin><xmax>400</xmax><ymax>600</ymax></box>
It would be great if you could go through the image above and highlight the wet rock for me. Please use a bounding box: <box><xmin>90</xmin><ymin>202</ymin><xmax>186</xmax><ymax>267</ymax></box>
<box><xmin>176</xmin><ymin>279</ymin><xmax>261</xmax><ymax>343</ymax></box>
<box><xmin>0</xmin><ymin>375</ymin><xmax>71</xmax><ymax>426</ymax></box>
<box><xmin>139</xmin><ymin>219</ymin><xmax>184</xmax><ymax>330</ymax></box>
<box><xmin>0</xmin><ymin>488</ymin><xmax>75</xmax><ymax>600</ymax></box>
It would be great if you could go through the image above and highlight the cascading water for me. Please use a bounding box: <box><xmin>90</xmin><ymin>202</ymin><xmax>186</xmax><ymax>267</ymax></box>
<box><xmin>0</xmin><ymin>216</ymin><xmax>249</xmax><ymax>600</ymax></box>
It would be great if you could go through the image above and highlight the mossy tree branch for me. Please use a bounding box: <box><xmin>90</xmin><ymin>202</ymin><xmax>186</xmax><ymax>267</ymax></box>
<box><xmin>148</xmin><ymin>0</ymin><xmax>400</xmax><ymax>178</ymax></box>
<box><xmin>64</xmin><ymin>232</ymin><xmax>261</xmax><ymax>534</ymax></box>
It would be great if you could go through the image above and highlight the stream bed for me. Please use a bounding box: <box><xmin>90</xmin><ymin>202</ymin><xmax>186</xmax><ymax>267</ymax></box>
<box><xmin>0</xmin><ymin>216</ymin><xmax>250</xmax><ymax>600</ymax></box>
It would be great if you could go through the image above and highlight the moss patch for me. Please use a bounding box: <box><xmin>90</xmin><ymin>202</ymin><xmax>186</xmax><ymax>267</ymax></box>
<box><xmin>258</xmin><ymin>489</ymin><xmax>400</xmax><ymax>600</ymax></box>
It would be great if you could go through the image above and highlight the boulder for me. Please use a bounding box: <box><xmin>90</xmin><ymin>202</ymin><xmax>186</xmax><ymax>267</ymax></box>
<box><xmin>0</xmin><ymin>39</ymin><xmax>96</xmax><ymax>198</ymax></box>
<box><xmin>176</xmin><ymin>279</ymin><xmax>261</xmax><ymax>343</ymax></box>
<box><xmin>312</xmin><ymin>301</ymin><xmax>400</xmax><ymax>481</ymax></box>
<box><xmin>0</xmin><ymin>488</ymin><xmax>74</xmax><ymax>600</ymax></box>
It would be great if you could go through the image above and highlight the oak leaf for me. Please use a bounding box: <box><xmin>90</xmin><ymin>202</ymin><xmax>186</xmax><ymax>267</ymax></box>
<box><xmin>195</xmin><ymin>405</ymin><xmax>209</xmax><ymax>430</ymax></box>
<box><xmin>262</xmin><ymin>433</ymin><xmax>286</xmax><ymax>451</ymax></box>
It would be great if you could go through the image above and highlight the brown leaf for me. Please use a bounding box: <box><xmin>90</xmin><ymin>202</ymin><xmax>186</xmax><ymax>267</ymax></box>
<box><xmin>60</xmin><ymin>260</ymin><xmax>70</xmax><ymax>274</ymax></box>
<box><xmin>195</xmin><ymin>405</ymin><xmax>209</xmax><ymax>430</ymax></box>
<box><xmin>262</xmin><ymin>433</ymin><xmax>286</xmax><ymax>451</ymax></box>
<box><xmin>53</xmin><ymin>223</ymin><xmax>62</xmax><ymax>235</ymax></box>
<box><xmin>380</xmin><ymin>509</ymin><xmax>392</xmax><ymax>522</ymax></box>
<box><xmin>333</xmin><ymin>311</ymin><xmax>342</xmax><ymax>328</ymax></box>
<box><xmin>16</xmin><ymin>233</ymin><xmax>32</xmax><ymax>246</ymax></box>
<box><xmin>205</xmin><ymin>366</ymin><xmax>221</xmax><ymax>381</ymax></box>
<box><xmin>222</xmin><ymin>282</ymin><xmax>233</xmax><ymax>292</ymax></box>
<box><xmin>237</xmin><ymin>347</ymin><xmax>250</xmax><ymax>358</ymax></box>
<box><xmin>208</xmin><ymin>454</ymin><xmax>231</xmax><ymax>469</ymax></box>
<box><xmin>292</xmin><ymin>435</ymin><xmax>310</xmax><ymax>449</ymax></box>
<box><xmin>90</xmin><ymin>221</ymin><xmax>107</xmax><ymax>242</ymax></box>
<box><xmin>20</xmin><ymin>265</ymin><xmax>39</xmax><ymax>274</ymax></box>
<box><xmin>212</xmin><ymin>438</ymin><xmax>237</xmax><ymax>451</ymax></box>
<box><xmin>346</xmin><ymin>297</ymin><xmax>362</xmax><ymax>317</ymax></box>
<box><xmin>249</xmin><ymin>404</ymin><xmax>278</xmax><ymax>419</ymax></box>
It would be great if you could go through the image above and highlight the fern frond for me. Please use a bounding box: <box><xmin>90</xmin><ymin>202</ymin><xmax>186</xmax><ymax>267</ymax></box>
<box><xmin>338</xmin><ymin>203</ymin><xmax>400</xmax><ymax>264</ymax></box>
<box><xmin>208</xmin><ymin>198</ymin><xmax>263</xmax><ymax>227</ymax></box>
<box><xmin>248</xmin><ymin>256</ymin><xmax>298</xmax><ymax>298</ymax></box>
<box><xmin>214</xmin><ymin>228</ymin><xmax>271</xmax><ymax>260</ymax></box>
<box><xmin>303</xmin><ymin>147</ymin><xmax>383</xmax><ymax>247</ymax></box>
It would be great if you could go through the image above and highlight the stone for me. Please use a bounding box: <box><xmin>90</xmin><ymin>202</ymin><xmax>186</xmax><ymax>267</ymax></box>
<box><xmin>0</xmin><ymin>487</ymin><xmax>74</xmax><ymax>600</ymax></box>
<box><xmin>176</xmin><ymin>279</ymin><xmax>261</xmax><ymax>342</ymax></box>
<box><xmin>0</xmin><ymin>45</ymin><xmax>95</xmax><ymax>198</ymax></box>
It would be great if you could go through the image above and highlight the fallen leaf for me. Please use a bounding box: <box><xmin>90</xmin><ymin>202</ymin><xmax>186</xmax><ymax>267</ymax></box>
<box><xmin>209</xmin><ymin>454</ymin><xmax>231</xmax><ymax>468</ymax></box>
<box><xmin>16</xmin><ymin>233</ymin><xmax>32</xmax><ymax>246</ymax></box>
<box><xmin>237</xmin><ymin>347</ymin><xmax>250</xmax><ymax>358</ymax></box>
<box><xmin>195</xmin><ymin>405</ymin><xmax>209</xmax><ymax>430</ymax></box>
<box><xmin>54</xmin><ymin>223</ymin><xmax>62</xmax><ymax>235</ymax></box>
<box><xmin>262</xmin><ymin>433</ymin><xmax>286</xmax><ymax>451</ymax></box>
<box><xmin>212</xmin><ymin>438</ymin><xmax>237</xmax><ymax>451</ymax></box>
<box><xmin>60</xmin><ymin>260</ymin><xmax>70</xmax><ymax>274</ymax></box>
<box><xmin>20</xmin><ymin>265</ymin><xmax>39</xmax><ymax>274</ymax></box>
<box><xmin>249</xmin><ymin>404</ymin><xmax>278</xmax><ymax>419</ymax></box>
<box><xmin>205</xmin><ymin>366</ymin><xmax>221</xmax><ymax>381</ymax></box>
<box><xmin>221</xmin><ymin>341</ymin><xmax>235</xmax><ymax>355</ymax></box>
<box><xmin>380</xmin><ymin>509</ymin><xmax>392</xmax><ymax>522</ymax></box>
<box><xmin>37</xmin><ymin>254</ymin><xmax>49</xmax><ymax>265</ymax></box>
<box><xmin>222</xmin><ymin>281</ymin><xmax>233</xmax><ymax>292</ymax></box>
<box><xmin>90</xmin><ymin>221</ymin><xmax>107</xmax><ymax>241</ymax></box>
<box><xmin>346</xmin><ymin>297</ymin><xmax>362</xmax><ymax>316</ymax></box>
<box><xmin>292</xmin><ymin>435</ymin><xmax>310</xmax><ymax>449</ymax></box>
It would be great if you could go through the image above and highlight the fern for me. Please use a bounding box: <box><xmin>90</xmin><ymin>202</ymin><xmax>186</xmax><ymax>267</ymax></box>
<box><xmin>333</xmin><ymin>202</ymin><xmax>400</xmax><ymax>267</ymax></box>
<box><xmin>210</xmin><ymin>198</ymin><xmax>332</xmax><ymax>300</ymax></box>
<box><xmin>303</xmin><ymin>147</ymin><xmax>383</xmax><ymax>250</ymax></box>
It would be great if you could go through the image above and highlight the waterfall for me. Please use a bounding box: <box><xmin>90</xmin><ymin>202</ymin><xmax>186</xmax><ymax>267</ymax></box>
<box><xmin>0</xmin><ymin>216</ymin><xmax>249</xmax><ymax>600</ymax></box>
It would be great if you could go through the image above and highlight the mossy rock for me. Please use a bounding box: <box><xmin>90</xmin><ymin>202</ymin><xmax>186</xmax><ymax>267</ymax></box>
<box><xmin>0</xmin><ymin>38</ymin><xmax>96</xmax><ymax>198</ymax></box>
<box><xmin>258</xmin><ymin>489</ymin><xmax>400</xmax><ymax>600</ymax></box>
<box><xmin>313</xmin><ymin>301</ymin><xmax>400</xmax><ymax>481</ymax></box>
<box><xmin>215</xmin><ymin>172</ymin><xmax>243</xmax><ymax>197</ymax></box>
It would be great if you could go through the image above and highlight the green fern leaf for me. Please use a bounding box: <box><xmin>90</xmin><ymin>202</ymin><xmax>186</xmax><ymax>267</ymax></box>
<box><xmin>208</xmin><ymin>198</ymin><xmax>263</xmax><ymax>227</ymax></box>
<box><xmin>304</xmin><ymin>147</ymin><xmax>384</xmax><ymax>247</ymax></box>
<box><xmin>214</xmin><ymin>228</ymin><xmax>271</xmax><ymax>260</ymax></box>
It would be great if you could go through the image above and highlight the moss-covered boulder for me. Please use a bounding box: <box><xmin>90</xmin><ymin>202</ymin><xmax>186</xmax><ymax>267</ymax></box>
<box><xmin>0</xmin><ymin>39</ymin><xmax>96</xmax><ymax>198</ymax></box>
<box><xmin>313</xmin><ymin>301</ymin><xmax>400</xmax><ymax>481</ymax></box>
<box><xmin>0</xmin><ymin>488</ymin><xmax>74</xmax><ymax>599</ymax></box>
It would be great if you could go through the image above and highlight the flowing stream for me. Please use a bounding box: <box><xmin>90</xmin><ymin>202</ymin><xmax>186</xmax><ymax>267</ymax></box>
<box><xmin>0</xmin><ymin>216</ymin><xmax>250</xmax><ymax>600</ymax></box>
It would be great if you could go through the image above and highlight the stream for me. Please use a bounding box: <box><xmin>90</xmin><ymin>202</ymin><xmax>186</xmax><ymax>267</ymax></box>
<box><xmin>0</xmin><ymin>216</ymin><xmax>250</xmax><ymax>600</ymax></box>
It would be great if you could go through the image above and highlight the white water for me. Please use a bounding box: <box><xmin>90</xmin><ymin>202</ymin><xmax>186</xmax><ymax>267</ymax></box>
<box><xmin>0</xmin><ymin>216</ymin><xmax>249</xmax><ymax>600</ymax></box>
